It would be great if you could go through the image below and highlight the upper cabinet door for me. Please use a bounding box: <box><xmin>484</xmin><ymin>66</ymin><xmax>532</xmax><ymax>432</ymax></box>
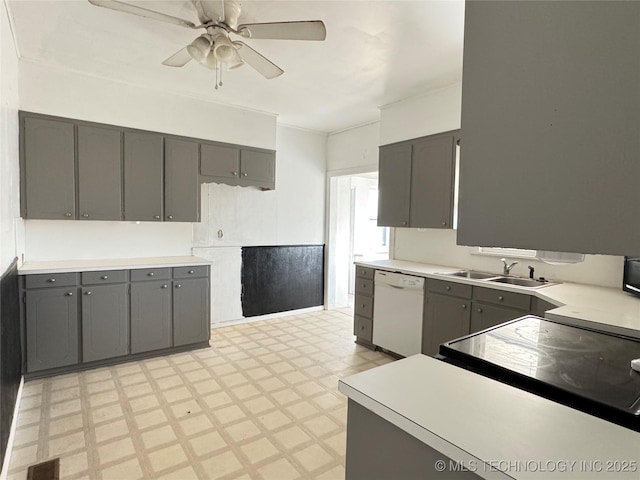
<box><xmin>458</xmin><ymin>1</ymin><xmax>640</xmax><ymax>255</ymax></box>
<box><xmin>77</xmin><ymin>125</ymin><xmax>122</xmax><ymax>221</ymax></box>
<box><xmin>377</xmin><ymin>142</ymin><xmax>412</xmax><ymax>227</ymax></box>
<box><xmin>200</xmin><ymin>143</ymin><xmax>240</xmax><ymax>181</ymax></box>
<box><xmin>124</xmin><ymin>132</ymin><xmax>163</xmax><ymax>221</ymax></box>
<box><xmin>22</xmin><ymin>117</ymin><xmax>75</xmax><ymax>219</ymax></box>
<box><xmin>165</xmin><ymin>138</ymin><xmax>200</xmax><ymax>222</ymax></box>
<box><xmin>410</xmin><ymin>133</ymin><xmax>456</xmax><ymax>228</ymax></box>
<box><xmin>240</xmin><ymin>149</ymin><xmax>276</xmax><ymax>188</ymax></box>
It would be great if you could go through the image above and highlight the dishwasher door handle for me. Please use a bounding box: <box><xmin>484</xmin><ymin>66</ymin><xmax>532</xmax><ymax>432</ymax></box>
<box><xmin>389</xmin><ymin>284</ymin><xmax>405</xmax><ymax>289</ymax></box>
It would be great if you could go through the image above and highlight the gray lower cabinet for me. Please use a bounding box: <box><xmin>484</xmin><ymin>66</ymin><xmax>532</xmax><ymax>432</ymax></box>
<box><xmin>173</xmin><ymin>278</ymin><xmax>210</xmax><ymax>347</ymax></box>
<box><xmin>353</xmin><ymin>267</ymin><xmax>375</xmax><ymax>347</ymax></box>
<box><xmin>130</xmin><ymin>281</ymin><xmax>172</xmax><ymax>354</ymax></box>
<box><xmin>77</xmin><ymin>125</ymin><xmax>122</xmax><ymax>220</ymax></box>
<box><xmin>25</xmin><ymin>287</ymin><xmax>79</xmax><ymax>372</ymax></box>
<box><xmin>124</xmin><ymin>131</ymin><xmax>164</xmax><ymax>221</ymax></box>
<box><xmin>423</xmin><ymin>292</ymin><xmax>470</xmax><ymax>356</ymax></box>
<box><xmin>21</xmin><ymin>116</ymin><xmax>76</xmax><ymax>220</ymax></box>
<box><xmin>164</xmin><ymin>138</ymin><xmax>200</xmax><ymax>222</ymax></box>
<box><xmin>378</xmin><ymin>130</ymin><xmax>459</xmax><ymax>229</ymax></box>
<box><xmin>470</xmin><ymin>302</ymin><xmax>524</xmax><ymax>334</ymax></box>
<box><xmin>81</xmin><ymin>284</ymin><xmax>129</xmax><ymax>362</ymax></box>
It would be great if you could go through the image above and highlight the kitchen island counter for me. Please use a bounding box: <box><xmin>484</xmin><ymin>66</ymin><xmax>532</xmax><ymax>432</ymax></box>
<box><xmin>339</xmin><ymin>354</ymin><xmax>640</xmax><ymax>480</ymax></box>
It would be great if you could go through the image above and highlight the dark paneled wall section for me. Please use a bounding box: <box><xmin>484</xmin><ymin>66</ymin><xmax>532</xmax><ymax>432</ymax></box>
<box><xmin>241</xmin><ymin>245</ymin><xmax>324</xmax><ymax>317</ymax></box>
<box><xmin>1</xmin><ymin>259</ymin><xmax>21</xmax><ymax>467</ymax></box>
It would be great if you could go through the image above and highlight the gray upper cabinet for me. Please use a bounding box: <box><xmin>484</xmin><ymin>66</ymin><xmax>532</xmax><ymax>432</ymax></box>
<box><xmin>200</xmin><ymin>142</ymin><xmax>276</xmax><ymax>190</ymax></box>
<box><xmin>377</xmin><ymin>143</ymin><xmax>412</xmax><ymax>227</ymax></box>
<box><xmin>164</xmin><ymin>138</ymin><xmax>200</xmax><ymax>222</ymax></box>
<box><xmin>200</xmin><ymin>143</ymin><xmax>240</xmax><ymax>181</ymax></box>
<box><xmin>173</xmin><ymin>277</ymin><xmax>210</xmax><ymax>347</ymax></box>
<box><xmin>25</xmin><ymin>287</ymin><xmax>79</xmax><ymax>372</ymax></box>
<box><xmin>77</xmin><ymin>125</ymin><xmax>122</xmax><ymax>221</ymax></box>
<box><xmin>240</xmin><ymin>149</ymin><xmax>276</xmax><ymax>188</ymax></box>
<box><xmin>378</xmin><ymin>131</ymin><xmax>458</xmax><ymax>229</ymax></box>
<box><xmin>458</xmin><ymin>1</ymin><xmax>640</xmax><ymax>255</ymax></box>
<box><xmin>21</xmin><ymin>116</ymin><xmax>76</xmax><ymax>220</ymax></box>
<box><xmin>124</xmin><ymin>132</ymin><xmax>163</xmax><ymax>221</ymax></box>
<box><xmin>81</xmin><ymin>284</ymin><xmax>129</xmax><ymax>362</ymax></box>
<box><xmin>130</xmin><ymin>281</ymin><xmax>172</xmax><ymax>354</ymax></box>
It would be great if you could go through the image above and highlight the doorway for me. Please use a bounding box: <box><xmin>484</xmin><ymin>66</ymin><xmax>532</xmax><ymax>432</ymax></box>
<box><xmin>326</xmin><ymin>172</ymin><xmax>389</xmax><ymax>309</ymax></box>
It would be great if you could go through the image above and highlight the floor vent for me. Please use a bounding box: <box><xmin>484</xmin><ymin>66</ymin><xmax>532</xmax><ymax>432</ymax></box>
<box><xmin>27</xmin><ymin>458</ymin><xmax>59</xmax><ymax>480</ymax></box>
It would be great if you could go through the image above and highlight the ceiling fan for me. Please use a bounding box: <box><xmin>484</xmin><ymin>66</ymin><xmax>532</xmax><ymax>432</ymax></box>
<box><xmin>87</xmin><ymin>0</ymin><xmax>326</xmax><ymax>85</ymax></box>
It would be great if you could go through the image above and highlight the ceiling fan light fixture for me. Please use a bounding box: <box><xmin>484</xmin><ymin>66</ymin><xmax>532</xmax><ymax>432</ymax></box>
<box><xmin>187</xmin><ymin>34</ymin><xmax>211</xmax><ymax>63</ymax></box>
<box><xmin>212</xmin><ymin>33</ymin><xmax>236</xmax><ymax>63</ymax></box>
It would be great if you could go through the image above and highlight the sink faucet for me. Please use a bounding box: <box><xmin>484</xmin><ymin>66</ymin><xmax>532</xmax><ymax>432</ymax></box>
<box><xmin>501</xmin><ymin>258</ymin><xmax>518</xmax><ymax>276</ymax></box>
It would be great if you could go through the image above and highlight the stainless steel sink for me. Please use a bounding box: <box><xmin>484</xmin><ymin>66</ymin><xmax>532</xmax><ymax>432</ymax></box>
<box><xmin>488</xmin><ymin>277</ymin><xmax>552</xmax><ymax>288</ymax></box>
<box><xmin>439</xmin><ymin>270</ymin><xmax>501</xmax><ymax>280</ymax></box>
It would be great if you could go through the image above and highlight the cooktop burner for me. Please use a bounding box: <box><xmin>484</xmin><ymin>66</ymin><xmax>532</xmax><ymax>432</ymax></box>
<box><xmin>439</xmin><ymin>316</ymin><xmax>640</xmax><ymax>431</ymax></box>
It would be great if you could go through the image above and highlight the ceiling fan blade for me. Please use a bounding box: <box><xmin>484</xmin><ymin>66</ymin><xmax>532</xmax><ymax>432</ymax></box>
<box><xmin>162</xmin><ymin>47</ymin><xmax>193</xmax><ymax>67</ymax></box>
<box><xmin>235</xmin><ymin>42</ymin><xmax>283</xmax><ymax>79</ymax></box>
<box><xmin>199</xmin><ymin>0</ymin><xmax>225</xmax><ymax>23</ymax></box>
<box><xmin>88</xmin><ymin>0</ymin><xmax>198</xmax><ymax>29</ymax></box>
<box><xmin>237</xmin><ymin>21</ymin><xmax>326</xmax><ymax>41</ymax></box>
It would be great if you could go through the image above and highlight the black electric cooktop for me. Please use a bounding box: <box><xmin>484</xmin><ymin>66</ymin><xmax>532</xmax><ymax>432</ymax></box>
<box><xmin>439</xmin><ymin>316</ymin><xmax>640</xmax><ymax>432</ymax></box>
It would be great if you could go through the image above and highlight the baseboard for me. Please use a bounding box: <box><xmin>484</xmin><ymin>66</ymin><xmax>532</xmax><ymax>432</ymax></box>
<box><xmin>0</xmin><ymin>376</ymin><xmax>24</xmax><ymax>480</ymax></box>
<box><xmin>211</xmin><ymin>306</ymin><xmax>325</xmax><ymax>329</ymax></box>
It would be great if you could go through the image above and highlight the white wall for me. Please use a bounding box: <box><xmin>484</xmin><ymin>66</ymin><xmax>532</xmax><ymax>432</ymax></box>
<box><xmin>18</xmin><ymin>61</ymin><xmax>278</xmax><ymax>262</ymax></box>
<box><xmin>379</xmin><ymin>82</ymin><xmax>462</xmax><ymax>145</ymax></box>
<box><xmin>194</xmin><ymin>125</ymin><xmax>327</xmax><ymax>323</ymax></box>
<box><xmin>327</xmin><ymin>122</ymin><xmax>379</xmax><ymax>174</ymax></box>
<box><xmin>0</xmin><ymin>3</ymin><xmax>22</xmax><ymax>272</ymax></box>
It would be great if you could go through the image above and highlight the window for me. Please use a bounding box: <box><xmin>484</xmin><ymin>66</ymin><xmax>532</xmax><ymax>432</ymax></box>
<box><xmin>474</xmin><ymin>247</ymin><xmax>537</xmax><ymax>259</ymax></box>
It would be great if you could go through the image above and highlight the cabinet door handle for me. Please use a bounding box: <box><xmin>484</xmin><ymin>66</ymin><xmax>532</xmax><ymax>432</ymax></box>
<box><xmin>442</xmin><ymin>221</ymin><xmax>447</xmax><ymax>226</ymax></box>
<box><xmin>461</xmin><ymin>304</ymin><xmax>467</xmax><ymax>309</ymax></box>
<box><xmin>176</xmin><ymin>284</ymin><xmax>182</xmax><ymax>288</ymax></box>
<box><xmin>162</xmin><ymin>284</ymin><xmax>168</xmax><ymax>288</ymax></box>
<box><xmin>48</xmin><ymin>278</ymin><xmax>56</xmax><ymax>283</ymax></box>
<box><xmin>101</xmin><ymin>275</ymin><xmax>108</xmax><ymax>280</ymax></box>
<box><xmin>65</xmin><ymin>212</ymin><xmax>72</xmax><ymax>217</ymax></box>
<box><xmin>445</xmin><ymin>286</ymin><xmax>451</xmax><ymax>291</ymax></box>
<box><xmin>477</xmin><ymin>308</ymin><xmax>483</xmax><ymax>313</ymax></box>
<box><xmin>154</xmin><ymin>215</ymin><xmax>160</xmax><ymax>220</ymax></box>
<box><xmin>188</xmin><ymin>270</ymin><xmax>194</xmax><ymax>274</ymax></box>
<box><xmin>242</xmin><ymin>172</ymin><xmax>248</xmax><ymax>177</ymax></box>
<box><xmin>232</xmin><ymin>171</ymin><xmax>238</xmax><ymax>176</ymax></box>
<box><xmin>402</xmin><ymin>221</ymin><xmax>407</xmax><ymax>226</ymax></box>
<box><xmin>498</xmin><ymin>295</ymin><xmax>504</xmax><ymax>301</ymax></box>
<box><xmin>85</xmin><ymin>291</ymin><xmax>92</xmax><ymax>295</ymax></box>
<box><xmin>167</xmin><ymin>215</ymin><xmax>173</xmax><ymax>220</ymax></box>
<box><xmin>148</xmin><ymin>272</ymin><xmax>155</xmax><ymax>277</ymax></box>
<box><xmin>82</xmin><ymin>213</ymin><xmax>89</xmax><ymax>218</ymax></box>
<box><xmin>66</xmin><ymin>292</ymin><xmax>73</xmax><ymax>296</ymax></box>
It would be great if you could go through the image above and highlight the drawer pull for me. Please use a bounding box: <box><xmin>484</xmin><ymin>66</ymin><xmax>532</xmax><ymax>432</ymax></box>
<box><xmin>48</xmin><ymin>278</ymin><xmax>56</xmax><ymax>283</ymax></box>
<box><xmin>477</xmin><ymin>308</ymin><xmax>483</xmax><ymax>313</ymax></box>
<box><xmin>188</xmin><ymin>270</ymin><xmax>194</xmax><ymax>274</ymax></box>
<box><xmin>361</xmin><ymin>304</ymin><xmax>366</xmax><ymax>308</ymax></box>
<box><xmin>176</xmin><ymin>284</ymin><xmax>182</xmax><ymax>288</ymax></box>
<box><xmin>101</xmin><ymin>275</ymin><xmax>108</xmax><ymax>280</ymax></box>
<box><xmin>445</xmin><ymin>286</ymin><xmax>451</xmax><ymax>291</ymax></box>
<box><xmin>148</xmin><ymin>272</ymin><xmax>155</xmax><ymax>277</ymax></box>
<box><xmin>461</xmin><ymin>304</ymin><xmax>467</xmax><ymax>309</ymax></box>
<box><xmin>498</xmin><ymin>295</ymin><xmax>504</xmax><ymax>301</ymax></box>
<box><xmin>162</xmin><ymin>284</ymin><xmax>168</xmax><ymax>288</ymax></box>
<box><xmin>86</xmin><ymin>291</ymin><xmax>92</xmax><ymax>295</ymax></box>
<box><xmin>66</xmin><ymin>292</ymin><xmax>73</xmax><ymax>296</ymax></box>
<box><xmin>362</xmin><ymin>284</ymin><xmax>366</xmax><ymax>288</ymax></box>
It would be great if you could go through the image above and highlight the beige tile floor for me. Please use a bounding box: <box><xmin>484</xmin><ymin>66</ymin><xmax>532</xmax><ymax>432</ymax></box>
<box><xmin>7</xmin><ymin>309</ymin><xmax>393</xmax><ymax>480</ymax></box>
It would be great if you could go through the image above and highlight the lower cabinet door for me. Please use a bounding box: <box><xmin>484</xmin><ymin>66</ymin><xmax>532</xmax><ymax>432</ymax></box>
<box><xmin>423</xmin><ymin>293</ymin><xmax>471</xmax><ymax>356</ymax></box>
<box><xmin>173</xmin><ymin>278</ymin><xmax>210</xmax><ymax>347</ymax></box>
<box><xmin>470</xmin><ymin>302</ymin><xmax>523</xmax><ymax>334</ymax></box>
<box><xmin>130</xmin><ymin>281</ymin><xmax>172</xmax><ymax>354</ymax></box>
<box><xmin>26</xmin><ymin>287</ymin><xmax>79</xmax><ymax>372</ymax></box>
<box><xmin>82</xmin><ymin>284</ymin><xmax>129</xmax><ymax>362</ymax></box>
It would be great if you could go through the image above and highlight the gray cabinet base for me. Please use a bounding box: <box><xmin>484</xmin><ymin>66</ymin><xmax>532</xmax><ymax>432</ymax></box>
<box><xmin>346</xmin><ymin>399</ymin><xmax>481</xmax><ymax>480</ymax></box>
<box><xmin>24</xmin><ymin>341</ymin><xmax>210</xmax><ymax>380</ymax></box>
<box><xmin>354</xmin><ymin>336</ymin><xmax>377</xmax><ymax>351</ymax></box>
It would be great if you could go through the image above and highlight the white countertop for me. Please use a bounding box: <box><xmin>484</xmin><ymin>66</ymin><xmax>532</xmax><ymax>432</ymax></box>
<box><xmin>339</xmin><ymin>355</ymin><xmax>640</xmax><ymax>480</ymax></box>
<box><xmin>356</xmin><ymin>259</ymin><xmax>640</xmax><ymax>338</ymax></box>
<box><xmin>18</xmin><ymin>256</ymin><xmax>211</xmax><ymax>274</ymax></box>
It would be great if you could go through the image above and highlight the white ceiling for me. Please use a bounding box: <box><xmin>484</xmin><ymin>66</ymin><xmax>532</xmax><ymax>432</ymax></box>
<box><xmin>7</xmin><ymin>0</ymin><xmax>465</xmax><ymax>133</ymax></box>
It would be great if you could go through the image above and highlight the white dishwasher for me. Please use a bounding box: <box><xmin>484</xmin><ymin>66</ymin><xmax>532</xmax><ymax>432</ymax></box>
<box><xmin>372</xmin><ymin>271</ymin><xmax>425</xmax><ymax>357</ymax></box>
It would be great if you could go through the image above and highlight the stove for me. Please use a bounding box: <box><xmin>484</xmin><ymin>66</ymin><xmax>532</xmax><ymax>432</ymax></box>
<box><xmin>438</xmin><ymin>315</ymin><xmax>640</xmax><ymax>432</ymax></box>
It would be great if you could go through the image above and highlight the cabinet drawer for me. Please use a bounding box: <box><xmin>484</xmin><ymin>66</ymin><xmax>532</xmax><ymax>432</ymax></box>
<box><xmin>173</xmin><ymin>265</ymin><xmax>209</xmax><ymax>279</ymax></box>
<box><xmin>25</xmin><ymin>272</ymin><xmax>78</xmax><ymax>289</ymax></box>
<box><xmin>81</xmin><ymin>270</ymin><xmax>127</xmax><ymax>285</ymax></box>
<box><xmin>354</xmin><ymin>315</ymin><xmax>373</xmax><ymax>342</ymax></box>
<box><xmin>355</xmin><ymin>278</ymin><xmax>374</xmax><ymax>296</ymax></box>
<box><xmin>473</xmin><ymin>286</ymin><xmax>531</xmax><ymax>311</ymax></box>
<box><xmin>427</xmin><ymin>279</ymin><xmax>472</xmax><ymax>298</ymax></box>
<box><xmin>354</xmin><ymin>294</ymin><xmax>374</xmax><ymax>319</ymax></box>
<box><xmin>130</xmin><ymin>268</ymin><xmax>171</xmax><ymax>282</ymax></box>
<box><xmin>355</xmin><ymin>266</ymin><xmax>374</xmax><ymax>280</ymax></box>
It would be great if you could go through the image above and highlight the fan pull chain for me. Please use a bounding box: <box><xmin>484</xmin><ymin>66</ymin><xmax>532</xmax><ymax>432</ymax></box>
<box><xmin>219</xmin><ymin>66</ymin><xmax>223</xmax><ymax>87</ymax></box>
<box><xmin>215</xmin><ymin>60</ymin><xmax>219</xmax><ymax>90</ymax></box>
